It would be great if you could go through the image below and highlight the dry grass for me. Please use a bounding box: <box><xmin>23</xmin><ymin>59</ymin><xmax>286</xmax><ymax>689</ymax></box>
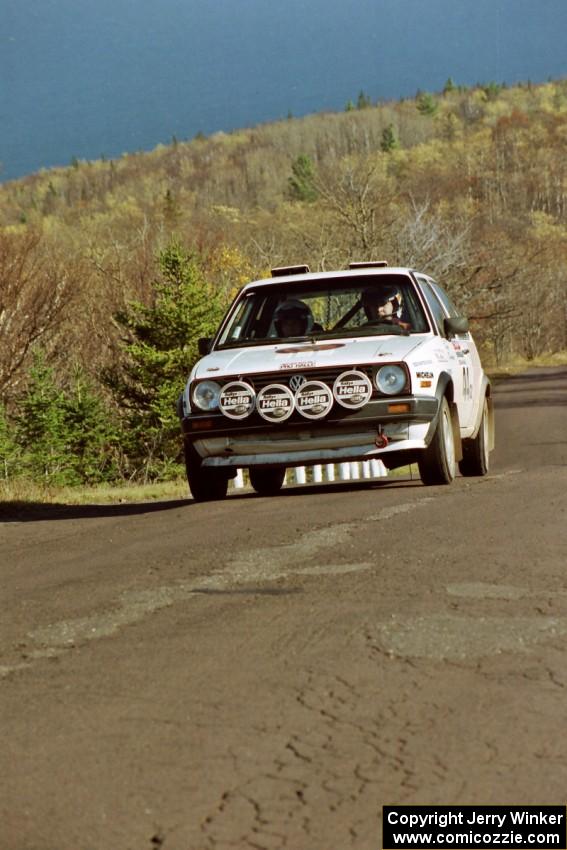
<box><xmin>485</xmin><ymin>350</ymin><xmax>567</xmax><ymax>379</ymax></box>
<box><xmin>0</xmin><ymin>477</ymin><xmax>189</xmax><ymax>507</ymax></box>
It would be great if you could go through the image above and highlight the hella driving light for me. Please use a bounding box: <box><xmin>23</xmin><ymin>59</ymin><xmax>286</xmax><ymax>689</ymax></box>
<box><xmin>192</xmin><ymin>380</ymin><xmax>221</xmax><ymax>411</ymax></box>
<box><xmin>219</xmin><ymin>381</ymin><xmax>255</xmax><ymax>420</ymax></box>
<box><xmin>333</xmin><ymin>370</ymin><xmax>372</xmax><ymax>409</ymax></box>
<box><xmin>256</xmin><ymin>384</ymin><xmax>295</xmax><ymax>422</ymax></box>
<box><xmin>376</xmin><ymin>365</ymin><xmax>406</xmax><ymax>396</ymax></box>
<box><xmin>295</xmin><ymin>381</ymin><xmax>333</xmax><ymax>420</ymax></box>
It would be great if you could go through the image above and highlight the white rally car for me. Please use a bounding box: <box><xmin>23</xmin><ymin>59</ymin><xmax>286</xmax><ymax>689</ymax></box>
<box><xmin>179</xmin><ymin>262</ymin><xmax>494</xmax><ymax>500</ymax></box>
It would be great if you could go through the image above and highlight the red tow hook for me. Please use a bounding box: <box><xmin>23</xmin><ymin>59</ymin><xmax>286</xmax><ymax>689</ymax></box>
<box><xmin>375</xmin><ymin>430</ymin><xmax>389</xmax><ymax>449</ymax></box>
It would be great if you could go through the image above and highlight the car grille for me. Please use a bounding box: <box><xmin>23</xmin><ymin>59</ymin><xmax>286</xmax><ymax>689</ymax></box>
<box><xmin>223</xmin><ymin>365</ymin><xmax>376</xmax><ymax>394</ymax></box>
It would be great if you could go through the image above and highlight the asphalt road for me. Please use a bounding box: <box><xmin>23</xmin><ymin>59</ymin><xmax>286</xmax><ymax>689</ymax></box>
<box><xmin>1</xmin><ymin>367</ymin><xmax>566</xmax><ymax>850</ymax></box>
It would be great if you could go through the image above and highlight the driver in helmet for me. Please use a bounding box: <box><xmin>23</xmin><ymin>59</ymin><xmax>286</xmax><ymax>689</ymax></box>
<box><xmin>361</xmin><ymin>286</ymin><xmax>410</xmax><ymax>330</ymax></box>
<box><xmin>274</xmin><ymin>299</ymin><xmax>314</xmax><ymax>337</ymax></box>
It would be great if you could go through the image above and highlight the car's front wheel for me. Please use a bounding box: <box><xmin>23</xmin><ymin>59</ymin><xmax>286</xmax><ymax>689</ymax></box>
<box><xmin>418</xmin><ymin>397</ymin><xmax>456</xmax><ymax>485</ymax></box>
<box><xmin>459</xmin><ymin>396</ymin><xmax>490</xmax><ymax>477</ymax></box>
<box><xmin>249</xmin><ymin>466</ymin><xmax>286</xmax><ymax>496</ymax></box>
<box><xmin>184</xmin><ymin>444</ymin><xmax>228</xmax><ymax>502</ymax></box>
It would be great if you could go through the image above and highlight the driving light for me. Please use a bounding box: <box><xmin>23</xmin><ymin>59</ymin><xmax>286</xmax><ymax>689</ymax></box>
<box><xmin>192</xmin><ymin>380</ymin><xmax>221</xmax><ymax>411</ymax></box>
<box><xmin>219</xmin><ymin>381</ymin><xmax>255</xmax><ymax>419</ymax></box>
<box><xmin>256</xmin><ymin>384</ymin><xmax>295</xmax><ymax>422</ymax></box>
<box><xmin>376</xmin><ymin>365</ymin><xmax>406</xmax><ymax>396</ymax></box>
<box><xmin>333</xmin><ymin>370</ymin><xmax>372</xmax><ymax>409</ymax></box>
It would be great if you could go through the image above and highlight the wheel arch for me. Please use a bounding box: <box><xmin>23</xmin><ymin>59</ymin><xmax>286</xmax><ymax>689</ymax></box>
<box><xmin>425</xmin><ymin>372</ymin><xmax>463</xmax><ymax>461</ymax></box>
<box><xmin>469</xmin><ymin>376</ymin><xmax>495</xmax><ymax>451</ymax></box>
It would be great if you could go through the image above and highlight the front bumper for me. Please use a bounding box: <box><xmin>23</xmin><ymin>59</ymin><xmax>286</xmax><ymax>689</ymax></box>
<box><xmin>181</xmin><ymin>396</ymin><xmax>438</xmax><ymax>468</ymax></box>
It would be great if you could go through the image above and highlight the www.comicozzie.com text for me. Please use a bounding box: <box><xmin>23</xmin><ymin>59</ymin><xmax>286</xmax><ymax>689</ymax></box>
<box><xmin>387</xmin><ymin>811</ymin><xmax>565</xmax><ymax>830</ymax></box>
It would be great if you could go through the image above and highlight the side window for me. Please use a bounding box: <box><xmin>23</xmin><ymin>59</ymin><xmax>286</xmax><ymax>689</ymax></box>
<box><xmin>430</xmin><ymin>281</ymin><xmax>470</xmax><ymax>339</ymax></box>
<box><xmin>418</xmin><ymin>278</ymin><xmax>447</xmax><ymax>336</ymax></box>
<box><xmin>430</xmin><ymin>282</ymin><xmax>459</xmax><ymax>318</ymax></box>
<box><xmin>217</xmin><ymin>297</ymin><xmax>250</xmax><ymax>344</ymax></box>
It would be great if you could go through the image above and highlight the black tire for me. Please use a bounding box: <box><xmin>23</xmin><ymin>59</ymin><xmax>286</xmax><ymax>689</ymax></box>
<box><xmin>418</xmin><ymin>397</ymin><xmax>456</xmax><ymax>485</ymax></box>
<box><xmin>459</xmin><ymin>396</ymin><xmax>490</xmax><ymax>477</ymax></box>
<box><xmin>249</xmin><ymin>466</ymin><xmax>286</xmax><ymax>496</ymax></box>
<box><xmin>184</xmin><ymin>443</ymin><xmax>228</xmax><ymax>502</ymax></box>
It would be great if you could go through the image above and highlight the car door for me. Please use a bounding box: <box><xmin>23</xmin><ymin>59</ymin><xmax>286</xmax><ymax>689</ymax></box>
<box><xmin>428</xmin><ymin>279</ymin><xmax>478</xmax><ymax>430</ymax></box>
<box><xmin>417</xmin><ymin>276</ymin><xmax>475</xmax><ymax>430</ymax></box>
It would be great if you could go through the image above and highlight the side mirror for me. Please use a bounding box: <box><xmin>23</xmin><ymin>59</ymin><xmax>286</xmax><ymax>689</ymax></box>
<box><xmin>444</xmin><ymin>316</ymin><xmax>469</xmax><ymax>337</ymax></box>
<box><xmin>198</xmin><ymin>337</ymin><xmax>213</xmax><ymax>356</ymax></box>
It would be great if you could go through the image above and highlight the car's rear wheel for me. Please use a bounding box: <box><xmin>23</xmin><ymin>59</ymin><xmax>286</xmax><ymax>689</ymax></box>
<box><xmin>249</xmin><ymin>466</ymin><xmax>286</xmax><ymax>496</ymax></box>
<box><xmin>418</xmin><ymin>397</ymin><xmax>456</xmax><ymax>485</ymax></box>
<box><xmin>459</xmin><ymin>396</ymin><xmax>490</xmax><ymax>477</ymax></box>
<box><xmin>184</xmin><ymin>443</ymin><xmax>228</xmax><ymax>502</ymax></box>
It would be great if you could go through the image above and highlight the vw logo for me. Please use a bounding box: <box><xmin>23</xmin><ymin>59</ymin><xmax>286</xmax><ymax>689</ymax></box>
<box><xmin>289</xmin><ymin>374</ymin><xmax>307</xmax><ymax>392</ymax></box>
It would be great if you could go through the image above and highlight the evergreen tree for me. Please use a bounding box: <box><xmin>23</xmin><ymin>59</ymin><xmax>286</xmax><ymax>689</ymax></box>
<box><xmin>62</xmin><ymin>367</ymin><xmax>118</xmax><ymax>484</ymax></box>
<box><xmin>482</xmin><ymin>81</ymin><xmax>502</xmax><ymax>101</ymax></box>
<box><xmin>356</xmin><ymin>90</ymin><xmax>372</xmax><ymax>110</ymax></box>
<box><xmin>105</xmin><ymin>242</ymin><xmax>227</xmax><ymax>479</ymax></box>
<box><xmin>16</xmin><ymin>351</ymin><xmax>69</xmax><ymax>484</ymax></box>
<box><xmin>162</xmin><ymin>189</ymin><xmax>181</xmax><ymax>229</ymax></box>
<box><xmin>380</xmin><ymin>124</ymin><xmax>399</xmax><ymax>153</ymax></box>
<box><xmin>416</xmin><ymin>91</ymin><xmax>438</xmax><ymax>116</ymax></box>
<box><xmin>443</xmin><ymin>77</ymin><xmax>456</xmax><ymax>95</ymax></box>
<box><xmin>288</xmin><ymin>154</ymin><xmax>318</xmax><ymax>202</ymax></box>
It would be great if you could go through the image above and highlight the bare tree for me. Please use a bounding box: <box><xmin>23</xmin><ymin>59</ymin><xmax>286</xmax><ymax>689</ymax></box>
<box><xmin>392</xmin><ymin>197</ymin><xmax>471</xmax><ymax>279</ymax></box>
<box><xmin>315</xmin><ymin>156</ymin><xmax>397</xmax><ymax>254</ymax></box>
<box><xmin>0</xmin><ymin>229</ymin><xmax>76</xmax><ymax>398</ymax></box>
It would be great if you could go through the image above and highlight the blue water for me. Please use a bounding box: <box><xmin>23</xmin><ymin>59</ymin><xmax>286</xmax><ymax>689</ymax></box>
<box><xmin>2</xmin><ymin>0</ymin><xmax>567</xmax><ymax>183</ymax></box>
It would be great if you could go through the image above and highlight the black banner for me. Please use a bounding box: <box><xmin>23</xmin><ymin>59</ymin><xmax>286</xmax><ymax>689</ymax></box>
<box><xmin>383</xmin><ymin>806</ymin><xmax>566</xmax><ymax>849</ymax></box>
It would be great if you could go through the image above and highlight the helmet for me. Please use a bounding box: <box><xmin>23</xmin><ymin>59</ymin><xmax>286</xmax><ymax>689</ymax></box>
<box><xmin>362</xmin><ymin>285</ymin><xmax>402</xmax><ymax>320</ymax></box>
<box><xmin>274</xmin><ymin>299</ymin><xmax>314</xmax><ymax>336</ymax></box>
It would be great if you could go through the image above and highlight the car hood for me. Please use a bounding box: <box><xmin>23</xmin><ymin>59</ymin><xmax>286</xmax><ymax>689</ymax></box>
<box><xmin>193</xmin><ymin>335</ymin><xmax>427</xmax><ymax>380</ymax></box>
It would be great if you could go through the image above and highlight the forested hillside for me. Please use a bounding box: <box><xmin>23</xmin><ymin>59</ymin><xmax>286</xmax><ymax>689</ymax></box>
<box><xmin>1</xmin><ymin>79</ymin><xmax>567</xmax><ymax>484</ymax></box>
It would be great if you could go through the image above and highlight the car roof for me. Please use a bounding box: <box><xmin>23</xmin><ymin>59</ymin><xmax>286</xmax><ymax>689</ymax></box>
<box><xmin>240</xmin><ymin>267</ymin><xmax>418</xmax><ymax>292</ymax></box>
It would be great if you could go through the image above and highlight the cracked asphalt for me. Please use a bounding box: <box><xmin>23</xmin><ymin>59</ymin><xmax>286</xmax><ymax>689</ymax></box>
<box><xmin>1</xmin><ymin>367</ymin><xmax>566</xmax><ymax>850</ymax></box>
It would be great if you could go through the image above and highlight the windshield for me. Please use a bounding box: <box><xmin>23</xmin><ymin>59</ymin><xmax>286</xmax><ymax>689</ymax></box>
<box><xmin>216</xmin><ymin>274</ymin><xmax>430</xmax><ymax>348</ymax></box>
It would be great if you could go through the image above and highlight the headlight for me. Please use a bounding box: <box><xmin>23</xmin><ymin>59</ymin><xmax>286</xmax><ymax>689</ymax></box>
<box><xmin>375</xmin><ymin>365</ymin><xmax>406</xmax><ymax>396</ymax></box>
<box><xmin>192</xmin><ymin>380</ymin><xmax>221</xmax><ymax>411</ymax></box>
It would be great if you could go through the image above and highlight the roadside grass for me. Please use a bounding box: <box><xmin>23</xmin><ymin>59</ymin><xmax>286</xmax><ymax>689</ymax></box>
<box><xmin>0</xmin><ymin>477</ymin><xmax>189</xmax><ymax>507</ymax></box>
<box><xmin>0</xmin><ymin>463</ymin><xmax>414</xmax><ymax>508</ymax></box>
<box><xmin>485</xmin><ymin>350</ymin><xmax>567</xmax><ymax>379</ymax></box>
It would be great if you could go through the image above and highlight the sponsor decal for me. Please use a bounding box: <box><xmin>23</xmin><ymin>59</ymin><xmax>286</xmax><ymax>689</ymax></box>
<box><xmin>256</xmin><ymin>384</ymin><xmax>295</xmax><ymax>422</ymax></box>
<box><xmin>294</xmin><ymin>380</ymin><xmax>334</xmax><ymax>420</ymax></box>
<box><xmin>333</xmin><ymin>370</ymin><xmax>372</xmax><ymax>409</ymax></box>
<box><xmin>219</xmin><ymin>381</ymin><xmax>255</xmax><ymax>420</ymax></box>
<box><xmin>277</xmin><ymin>344</ymin><xmax>345</xmax><ymax>354</ymax></box>
<box><xmin>414</xmin><ymin>359</ymin><xmax>433</xmax><ymax>367</ymax></box>
<box><xmin>279</xmin><ymin>361</ymin><xmax>316</xmax><ymax>370</ymax></box>
<box><xmin>416</xmin><ymin>371</ymin><xmax>434</xmax><ymax>379</ymax></box>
